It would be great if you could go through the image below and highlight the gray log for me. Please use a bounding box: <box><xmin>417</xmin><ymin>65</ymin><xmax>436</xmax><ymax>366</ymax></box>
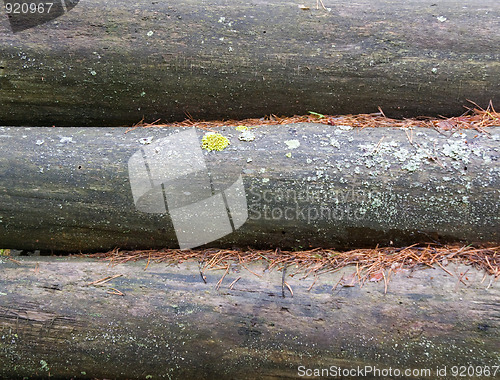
<box><xmin>0</xmin><ymin>124</ymin><xmax>498</xmax><ymax>252</ymax></box>
<box><xmin>0</xmin><ymin>257</ymin><xmax>498</xmax><ymax>379</ymax></box>
<box><xmin>0</xmin><ymin>0</ymin><xmax>499</xmax><ymax>126</ymax></box>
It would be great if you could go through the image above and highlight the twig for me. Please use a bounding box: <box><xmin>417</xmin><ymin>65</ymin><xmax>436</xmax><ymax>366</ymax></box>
<box><xmin>456</xmin><ymin>269</ymin><xmax>470</xmax><ymax>286</ymax></box>
<box><xmin>282</xmin><ymin>262</ymin><xmax>287</xmax><ymax>297</ymax></box>
<box><xmin>382</xmin><ymin>270</ymin><xmax>388</xmax><ymax>294</ymax></box>
<box><xmin>199</xmin><ymin>262</ymin><xmax>207</xmax><ymax>284</ymax></box>
<box><xmin>144</xmin><ymin>252</ymin><xmax>151</xmax><ymax>271</ymax></box>
<box><xmin>215</xmin><ymin>265</ymin><xmax>230</xmax><ymax>290</ymax></box>
<box><xmin>240</xmin><ymin>262</ymin><xmax>262</xmax><ymax>278</ymax></box>
<box><xmin>86</xmin><ymin>274</ymin><xmax>123</xmax><ymax>286</ymax></box>
<box><xmin>435</xmin><ymin>261</ymin><xmax>454</xmax><ymax>277</ymax></box>
<box><xmin>284</xmin><ymin>281</ymin><xmax>293</xmax><ymax>297</ymax></box>
<box><xmin>377</xmin><ymin>106</ymin><xmax>387</xmax><ymax>118</ymax></box>
<box><xmin>6</xmin><ymin>257</ymin><xmax>22</xmax><ymax>265</ymax></box>
<box><xmin>370</xmin><ymin>136</ymin><xmax>385</xmax><ymax>155</ymax></box>
<box><xmin>229</xmin><ymin>276</ymin><xmax>241</xmax><ymax>290</ymax></box>
<box><xmin>107</xmin><ymin>287</ymin><xmax>125</xmax><ymax>296</ymax></box>
<box><xmin>317</xmin><ymin>0</ymin><xmax>327</xmax><ymax>10</ymax></box>
<box><xmin>332</xmin><ymin>275</ymin><xmax>344</xmax><ymax>292</ymax></box>
<box><xmin>307</xmin><ymin>276</ymin><xmax>317</xmax><ymax>292</ymax></box>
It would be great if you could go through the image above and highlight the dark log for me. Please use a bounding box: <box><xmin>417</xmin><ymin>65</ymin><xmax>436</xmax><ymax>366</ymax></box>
<box><xmin>0</xmin><ymin>124</ymin><xmax>498</xmax><ymax>252</ymax></box>
<box><xmin>0</xmin><ymin>0</ymin><xmax>499</xmax><ymax>126</ymax></box>
<box><xmin>0</xmin><ymin>257</ymin><xmax>498</xmax><ymax>379</ymax></box>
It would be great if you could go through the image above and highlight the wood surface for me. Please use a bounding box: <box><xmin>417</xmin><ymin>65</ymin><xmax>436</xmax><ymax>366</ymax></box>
<box><xmin>0</xmin><ymin>124</ymin><xmax>498</xmax><ymax>252</ymax></box>
<box><xmin>0</xmin><ymin>0</ymin><xmax>499</xmax><ymax>126</ymax></box>
<box><xmin>0</xmin><ymin>256</ymin><xmax>498</xmax><ymax>379</ymax></box>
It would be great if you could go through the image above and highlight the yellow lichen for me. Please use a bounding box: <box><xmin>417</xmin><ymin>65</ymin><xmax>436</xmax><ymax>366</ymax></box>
<box><xmin>202</xmin><ymin>132</ymin><xmax>230</xmax><ymax>151</ymax></box>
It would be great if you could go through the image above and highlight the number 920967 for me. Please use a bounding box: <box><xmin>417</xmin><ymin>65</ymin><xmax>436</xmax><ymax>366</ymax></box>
<box><xmin>451</xmin><ymin>365</ymin><xmax>499</xmax><ymax>377</ymax></box>
<box><xmin>4</xmin><ymin>2</ymin><xmax>54</xmax><ymax>14</ymax></box>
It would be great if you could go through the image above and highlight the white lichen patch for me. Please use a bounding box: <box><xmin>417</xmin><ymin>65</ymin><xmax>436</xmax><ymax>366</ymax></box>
<box><xmin>330</xmin><ymin>138</ymin><xmax>341</xmax><ymax>148</ymax></box>
<box><xmin>394</xmin><ymin>147</ymin><xmax>410</xmax><ymax>162</ymax></box>
<box><xmin>139</xmin><ymin>137</ymin><xmax>153</xmax><ymax>145</ymax></box>
<box><xmin>402</xmin><ymin>160</ymin><xmax>420</xmax><ymax>172</ymax></box>
<box><xmin>238</xmin><ymin>130</ymin><xmax>256</xmax><ymax>142</ymax></box>
<box><xmin>357</xmin><ymin>138</ymin><xmax>440</xmax><ymax>172</ymax></box>
<box><xmin>284</xmin><ymin>139</ymin><xmax>300</xmax><ymax>149</ymax></box>
<box><xmin>59</xmin><ymin>136</ymin><xmax>74</xmax><ymax>144</ymax></box>
<box><xmin>442</xmin><ymin>139</ymin><xmax>471</xmax><ymax>163</ymax></box>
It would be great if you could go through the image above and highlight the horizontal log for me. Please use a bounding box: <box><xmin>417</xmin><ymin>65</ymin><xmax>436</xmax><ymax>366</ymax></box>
<box><xmin>0</xmin><ymin>257</ymin><xmax>498</xmax><ymax>379</ymax></box>
<box><xmin>0</xmin><ymin>124</ymin><xmax>498</xmax><ymax>252</ymax></box>
<box><xmin>0</xmin><ymin>0</ymin><xmax>499</xmax><ymax>126</ymax></box>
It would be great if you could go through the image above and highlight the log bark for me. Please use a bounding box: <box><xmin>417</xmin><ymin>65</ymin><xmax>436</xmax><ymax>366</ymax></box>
<box><xmin>0</xmin><ymin>257</ymin><xmax>498</xmax><ymax>379</ymax></box>
<box><xmin>0</xmin><ymin>0</ymin><xmax>499</xmax><ymax>126</ymax></box>
<box><xmin>0</xmin><ymin>125</ymin><xmax>498</xmax><ymax>252</ymax></box>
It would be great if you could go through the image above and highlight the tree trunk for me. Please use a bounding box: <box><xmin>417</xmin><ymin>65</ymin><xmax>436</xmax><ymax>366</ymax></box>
<box><xmin>0</xmin><ymin>125</ymin><xmax>498</xmax><ymax>252</ymax></box>
<box><xmin>0</xmin><ymin>0</ymin><xmax>499</xmax><ymax>126</ymax></box>
<box><xmin>0</xmin><ymin>257</ymin><xmax>498</xmax><ymax>379</ymax></box>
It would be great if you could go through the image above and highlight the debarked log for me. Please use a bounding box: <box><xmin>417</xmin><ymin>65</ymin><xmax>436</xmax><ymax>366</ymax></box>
<box><xmin>0</xmin><ymin>0</ymin><xmax>499</xmax><ymax>126</ymax></box>
<box><xmin>0</xmin><ymin>257</ymin><xmax>498</xmax><ymax>379</ymax></box>
<box><xmin>0</xmin><ymin>124</ymin><xmax>498</xmax><ymax>252</ymax></box>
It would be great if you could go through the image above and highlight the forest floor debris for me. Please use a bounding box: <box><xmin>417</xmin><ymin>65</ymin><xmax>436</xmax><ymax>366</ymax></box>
<box><xmin>127</xmin><ymin>100</ymin><xmax>499</xmax><ymax>134</ymax></box>
<box><xmin>87</xmin><ymin>244</ymin><xmax>499</xmax><ymax>289</ymax></box>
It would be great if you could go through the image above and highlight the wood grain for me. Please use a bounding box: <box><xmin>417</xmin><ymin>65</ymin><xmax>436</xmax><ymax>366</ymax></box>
<box><xmin>0</xmin><ymin>0</ymin><xmax>498</xmax><ymax>126</ymax></box>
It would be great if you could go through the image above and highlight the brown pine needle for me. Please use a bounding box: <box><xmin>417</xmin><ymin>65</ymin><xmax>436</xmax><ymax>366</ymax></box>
<box><xmin>85</xmin><ymin>243</ymin><xmax>499</xmax><ymax>292</ymax></box>
<box><xmin>382</xmin><ymin>270</ymin><xmax>388</xmax><ymax>294</ymax></box>
<box><xmin>228</xmin><ymin>276</ymin><xmax>241</xmax><ymax>290</ymax></box>
<box><xmin>125</xmin><ymin>100</ymin><xmax>499</xmax><ymax>133</ymax></box>
<box><xmin>215</xmin><ymin>265</ymin><xmax>230</xmax><ymax>290</ymax></box>
<box><xmin>107</xmin><ymin>287</ymin><xmax>125</xmax><ymax>296</ymax></box>
<box><xmin>86</xmin><ymin>274</ymin><xmax>123</xmax><ymax>286</ymax></box>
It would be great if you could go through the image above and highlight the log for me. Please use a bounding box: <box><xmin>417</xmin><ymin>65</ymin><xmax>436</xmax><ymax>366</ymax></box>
<box><xmin>0</xmin><ymin>0</ymin><xmax>499</xmax><ymax>126</ymax></box>
<box><xmin>0</xmin><ymin>124</ymin><xmax>498</xmax><ymax>252</ymax></box>
<box><xmin>0</xmin><ymin>256</ymin><xmax>498</xmax><ymax>379</ymax></box>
